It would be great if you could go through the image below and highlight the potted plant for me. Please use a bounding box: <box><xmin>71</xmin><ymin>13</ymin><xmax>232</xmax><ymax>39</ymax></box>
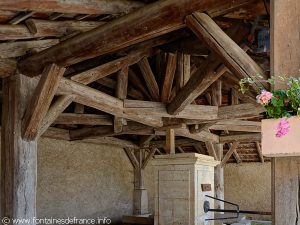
<box><xmin>240</xmin><ymin>76</ymin><xmax>300</xmax><ymax>157</ymax></box>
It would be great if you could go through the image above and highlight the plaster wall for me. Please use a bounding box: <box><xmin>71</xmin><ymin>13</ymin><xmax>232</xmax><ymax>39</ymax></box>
<box><xmin>224</xmin><ymin>162</ymin><xmax>272</xmax><ymax>221</ymax></box>
<box><xmin>2</xmin><ymin>138</ymin><xmax>271</xmax><ymax>223</ymax></box>
<box><xmin>37</xmin><ymin>138</ymin><xmax>136</xmax><ymax>224</ymax></box>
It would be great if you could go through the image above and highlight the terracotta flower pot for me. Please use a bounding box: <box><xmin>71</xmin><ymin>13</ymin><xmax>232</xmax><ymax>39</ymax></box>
<box><xmin>262</xmin><ymin>117</ymin><xmax>300</xmax><ymax>157</ymax></box>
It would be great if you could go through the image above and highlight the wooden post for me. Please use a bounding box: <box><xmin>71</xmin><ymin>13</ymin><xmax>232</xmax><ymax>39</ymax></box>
<box><xmin>271</xmin><ymin>0</ymin><xmax>300</xmax><ymax>224</ymax></box>
<box><xmin>1</xmin><ymin>74</ymin><xmax>38</xmax><ymax>224</ymax></box>
<box><xmin>165</xmin><ymin>129</ymin><xmax>175</xmax><ymax>154</ymax></box>
<box><xmin>214</xmin><ymin>144</ymin><xmax>224</xmax><ymax>224</ymax></box>
<box><xmin>124</xmin><ymin>148</ymin><xmax>154</xmax><ymax>215</ymax></box>
<box><xmin>272</xmin><ymin>158</ymin><xmax>300</xmax><ymax>224</ymax></box>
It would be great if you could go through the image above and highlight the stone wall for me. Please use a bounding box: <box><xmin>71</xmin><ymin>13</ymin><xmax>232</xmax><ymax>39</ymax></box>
<box><xmin>224</xmin><ymin>162</ymin><xmax>272</xmax><ymax>221</ymax></box>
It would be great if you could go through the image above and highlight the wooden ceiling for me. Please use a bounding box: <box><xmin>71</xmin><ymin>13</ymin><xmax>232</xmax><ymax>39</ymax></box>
<box><xmin>0</xmin><ymin>0</ymin><xmax>271</xmax><ymax>163</ymax></box>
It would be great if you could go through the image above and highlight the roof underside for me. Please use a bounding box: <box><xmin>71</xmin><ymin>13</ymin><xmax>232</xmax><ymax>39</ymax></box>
<box><xmin>0</xmin><ymin>0</ymin><xmax>271</xmax><ymax>163</ymax></box>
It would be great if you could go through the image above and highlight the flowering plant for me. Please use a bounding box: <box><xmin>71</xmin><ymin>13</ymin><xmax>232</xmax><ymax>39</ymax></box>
<box><xmin>240</xmin><ymin>76</ymin><xmax>300</xmax><ymax>137</ymax></box>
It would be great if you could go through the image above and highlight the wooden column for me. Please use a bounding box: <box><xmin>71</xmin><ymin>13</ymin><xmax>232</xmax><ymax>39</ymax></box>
<box><xmin>272</xmin><ymin>158</ymin><xmax>300</xmax><ymax>224</ymax></box>
<box><xmin>125</xmin><ymin>148</ymin><xmax>156</xmax><ymax>215</ymax></box>
<box><xmin>214</xmin><ymin>143</ymin><xmax>224</xmax><ymax>217</ymax></box>
<box><xmin>1</xmin><ymin>74</ymin><xmax>38</xmax><ymax>223</ymax></box>
<box><xmin>271</xmin><ymin>0</ymin><xmax>300</xmax><ymax>224</ymax></box>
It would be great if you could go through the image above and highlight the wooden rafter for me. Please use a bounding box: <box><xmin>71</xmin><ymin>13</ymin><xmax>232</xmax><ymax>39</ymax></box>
<box><xmin>26</xmin><ymin>19</ymin><xmax>105</xmax><ymax>37</ymax></box>
<box><xmin>186</xmin><ymin>12</ymin><xmax>266</xmax><ymax>89</ymax></box>
<box><xmin>142</xmin><ymin>148</ymin><xmax>157</xmax><ymax>169</ymax></box>
<box><xmin>205</xmin><ymin>142</ymin><xmax>219</xmax><ymax>160</ymax></box>
<box><xmin>114</xmin><ymin>67</ymin><xmax>129</xmax><ymax>133</ymax></box>
<box><xmin>18</xmin><ymin>0</ymin><xmax>253</xmax><ymax>76</ymax></box>
<box><xmin>39</xmin><ymin>95</ymin><xmax>75</xmax><ymax>136</ymax></box>
<box><xmin>193</xmin><ymin>144</ymin><xmax>206</xmax><ymax>155</ymax></box>
<box><xmin>138</xmin><ymin>57</ymin><xmax>160</xmax><ymax>101</ymax></box>
<box><xmin>96</xmin><ymin>77</ymin><xmax>145</xmax><ymax>100</ymax></box>
<box><xmin>161</xmin><ymin>52</ymin><xmax>177</xmax><ymax>103</ymax></box>
<box><xmin>9</xmin><ymin>11</ymin><xmax>34</xmax><ymax>25</ymax></box>
<box><xmin>22</xmin><ymin>64</ymin><xmax>65</xmax><ymax>140</ymax></box>
<box><xmin>220</xmin><ymin>133</ymin><xmax>261</xmax><ymax>143</ymax></box>
<box><xmin>0</xmin><ymin>0</ymin><xmax>145</xmax><ymax>15</ymax></box>
<box><xmin>176</xmin><ymin>128</ymin><xmax>219</xmax><ymax>143</ymax></box>
<box><xmin>58</xmin><ymin>77</ymin><xmax>163</xmax><ymax>127</ymax></box>
<box><xmin>79</xmin><ymin>137</ymin><xmax>139</xmax><ymax>149</ymax></box>
<box><xmin>124</xmin><ymin>148</ymin><xmax>140</xmax><ymax>169</ymax></box>
<box><xmin>218</xmin><ymin>103</ymin><xmax>265</xmax><ymax>120</ymax></box>
<box><xmin>71</xmin><ymin>49</ymin><xmax>152</xmax><ymax>85</ymax></box>
<box><xmin>0</xmin><ymin>20</ymin><xmax>104</xmax><ymax>41</ymax></box>
<box><xmin>124</xmin><ymin>100</ymin><xmax>218</xmax><ymax>121</ymax></box>
<box><xmin>210</xmin><ymin>120</ymin><xmax>261</xmax><ymax>133</ymax></box>
<box><xmin>0</xmin><ymin>58</ymin><xmax>16</xmax><ymax>78</ymax></box>
<box><xmin>0</xmin><ymin>39</ymin><xmax>59</xmax><ymax>59</ymax></box>
<box><xmin>220</xmin><ymin>141</ymin><xmax>239</xmax><ymax>167</ymax></box>
<box><xmin>54</xmin><ymin>113</ymin><xmax>113</xmax><ymax>126</ymax></box>
<box><xmin>167</xmin><ymin>54</ymin><xmax>224</xmax><ymax>114</ymax></box>
<box><xmin>255</xmin><ymin>141</ymin><xmax>264</xmax><ymax>163</ymax></box>
<box><xmin>139</xmin><ymin>135</ymin><xmax>156</xmax><ymax>148</ymax></box>
<box><xmin>128</xmin><ymin>68</ymin><xmax>152</xmax><ymax>100</ymax></box>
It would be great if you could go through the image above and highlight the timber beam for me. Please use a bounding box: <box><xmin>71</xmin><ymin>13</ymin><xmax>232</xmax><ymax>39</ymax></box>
<box><xmin>186</xmin><ymin>12</ymin><xmax>266</xmax><ymax>89</ymax></box>
<box><xmin>18</xmin><ymin>0</ymin><xmax>254</xmax><ymax>76</ymax></box>
<box><xmin>167</xmin><ymin>21</ymin><xmax>249</xmax><ymax>115</ymax></box>
<box><xmin>22</xmin><ymin>64</ymin><xmax>65</xmax><ymax>140</ymax></box>
<box><xmin>0</xmin><ymin>0</ymin><xmax>145</xmax><ymax>15</ymax></box>
<box><xmin>220</xmin><ymin>133</ymin><xmax>261</xmax><ymax>143</ymax></box>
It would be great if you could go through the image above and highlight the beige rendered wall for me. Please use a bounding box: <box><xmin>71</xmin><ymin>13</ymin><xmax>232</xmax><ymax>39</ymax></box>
<box><xmin>224</xmin><ymin>162</ymin><xmax>272</xmax><ymax>221</ymax></box>
<box><xmin>2</xmin><ymin>137</ymin><xmax>271</xmax><ymax>223</ymax></box>
<box><xmin>37</xmin><ymin>138</ymin><xmax>139</xmax><ymax>224</ymax></box>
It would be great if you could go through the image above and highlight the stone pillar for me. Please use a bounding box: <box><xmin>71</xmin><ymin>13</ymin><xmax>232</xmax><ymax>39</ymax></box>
<box><xmin>133</xmin><ymin>168</ymin><xmax>149</xmax><ymax>215</ymax></box>
<box><xmin>152</xmin><ymin>153</ymin><xmax>219</xmax><ymax>225</ymax></box>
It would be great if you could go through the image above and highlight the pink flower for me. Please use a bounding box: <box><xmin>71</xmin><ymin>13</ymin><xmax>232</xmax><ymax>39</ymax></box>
<box><xmin>276</xmin><ymin>119</ymin><xmax>290</xmax><ymax>138</ymax></box>
<box><xmin>256</xmin><ymin>90</ymin><xmax>273</xmax><ymax>104</ymax></box>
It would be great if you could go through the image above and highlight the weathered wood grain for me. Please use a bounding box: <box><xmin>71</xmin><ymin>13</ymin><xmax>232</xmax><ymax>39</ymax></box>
<box><xmin>18</xmin><ymin>0</ymin><xmax>251</xmax><ymax>76</ymax></box>
<box><xmin>218</xmin><ymin>103</ymin><xmax>265</xmax><ymax>120</ymax></box>
<box><xmin>272</xmin><ymin>158</ymin><xmax>300</xmax><ymax>225</ymax></box>
<box><xmin>186</xmin><ymin>12</ymin><xmax>266</xmax><ymax>89</ymax></box>
<box><xmin>176</xmin><ymin>128</ymin><xmax>219</xmax><ymax>143</ymax></box>
<box><xmin>96</xmin><ymin>77</ymin><xmax>145</xmax><ymax>100</ymax></box>
<box><xmin>114</xmin><ymin>67</ymin><xmax>129</xmax><ymax>133</ymax></box>
<box><xmin>0</xmin><ymin>0</ymin><xmax>145</xmax><ymax>15</ymax></box>
<box><xmin>220</xmin><ymin>133</ymin><xmax>261</xmax><ymax>143</ymax></box>
<box><xmin>39</xmin><ymin>95</ymin><xmax>74</xmax><ymax>137</ymax></box>
<box><xmin>0</xmin><ymin>39</ymin><xmax>59</xmax><ymax>58</ymax></box>
<box><xmin>165</xmin><ymin>129</ymin><xmax>175</xmax><ymax>154</ymax></box>
<box><xmin>124</xmin><ymin>99</ymin><xmax>218</xmax><ymax>120</ymax></box>
<box><xmin>220</xmin><ymin>142</ymin><xmax>239</xmax><ymax>166</ymax></box>
<box><xmin>71</xmin><ymin>49</ymin><xmax>152</xmax><ymax>85</ymax></box>
<box><xmin>255</xmin><ymin>141</ymin><xmax>264</xmax><ymax>163</ymax></box>
<box><xmin>161</xmin><ymin>53</ymin><xmax>177</xmax><ymax>103</ymax></box>
<box><xmin>167</xmin><ymin>54</ymin><xmax>224</xmax><ymax>114</ymax></box>
<box><xmin>205</xmin><ymin>142</ymin><xmax>218</xmax><ymax>160</ymax></box>
<box><xmin>26</xmin><ymin>19</ymin><xmax>105</xmax><ymax>37</ymax></box>
<box><xmin>58</xmin><ymin>78</ymin><xmax>163</xmax><ymax>127</ymax></box>
<box><xmin>1</xmin><ymin>74</ymin><xmax>38</xmax><ymax>222</ymax></box>
<box><xmin>0</xmin><ymin>58</ymin><xmax>17</xmax><ymax>78</ymax></box>
<box><xmin>138</xmin><ymin>58</ymin><xmax>160</xmax><ymax>101</ymax></box>
<box><xmin>22</xmin><ymin>64</ymin><xmax>66</xmax><ymax>140</ymax></box>
<box><xmin>55</xmin><ymin>113</ymin><xmax>113</xmax><ymax>126</ymax></box>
